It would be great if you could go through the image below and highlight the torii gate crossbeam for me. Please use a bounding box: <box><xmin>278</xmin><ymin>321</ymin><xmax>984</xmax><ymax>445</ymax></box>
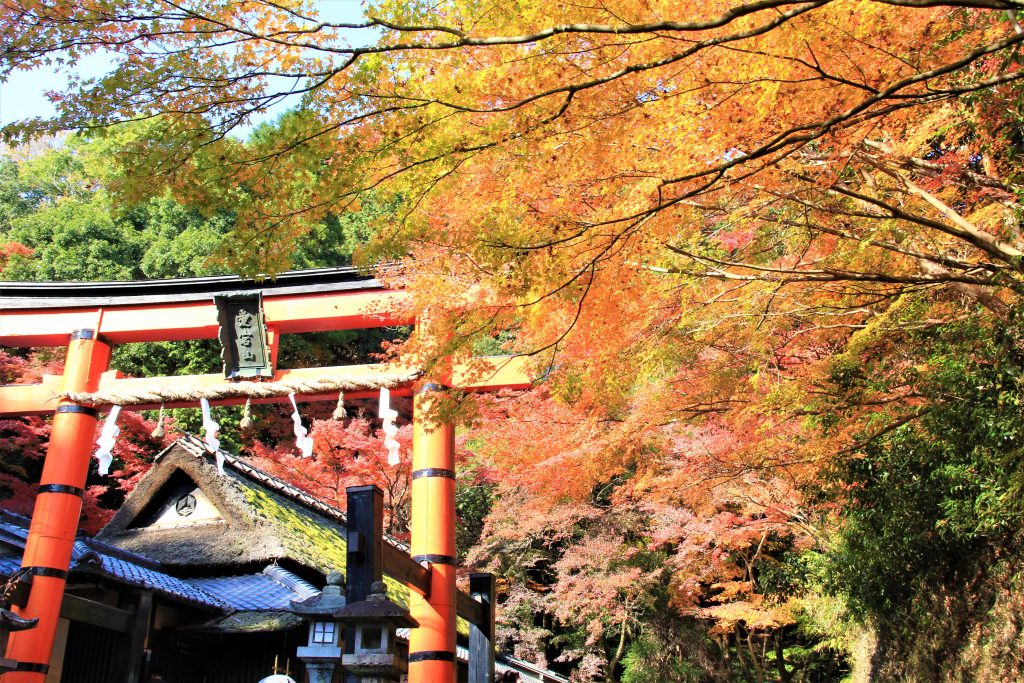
<box><xmin>0</xmin><ymin>268</ymin><xmax>533</xmax><ymax>683</ymax></box>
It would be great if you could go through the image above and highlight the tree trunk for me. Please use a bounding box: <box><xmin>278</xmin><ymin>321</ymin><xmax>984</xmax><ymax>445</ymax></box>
<box><xmin>733</xmin><ymin>624</ymin><xmax>754</xmax><ymax>683</ymax></box>
<box><xmin>774</xmin><ymin>632</ymin><xmax>794</xmax><ymax>683</ymax></box>
<box><xmin>606</xmin><ymin>618</ymin><xmax>629</xmax><ymax>683</ymax></box>
<box><xmin>747</xmin><ymin>630</ymin><xmax>764</xmax><ymax>683</ymax></box>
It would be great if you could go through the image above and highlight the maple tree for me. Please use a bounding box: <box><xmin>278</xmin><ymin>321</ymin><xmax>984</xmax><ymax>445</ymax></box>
<box><xmin>244</xmin><ymin>395</ymin><xmax>493</xmax><ymax>544</ymax></box>
<box><xmin>247</xmin><ymin>410</ymin><xmax>417</xmax><ymax>535</ymax></box>
<box><xmin>7</xmin><ymin>0</ymin><xmax>1024</xmax><ymax>678</ymax></box>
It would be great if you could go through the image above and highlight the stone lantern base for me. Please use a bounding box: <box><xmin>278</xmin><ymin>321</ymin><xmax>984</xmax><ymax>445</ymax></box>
<box><xmin>341</xmin><ymin>652</ymin><xmax>404</xmax><ymax>683</ymax></box>
<box><xmin>297</xmin><ymin>646</ymin><xmax>343</xmax><ymax>683</ymax></box>
<box><xmin>302</xmin><ymin>662</ymin><xmax>337</xmax><ymax>683</ymax></box>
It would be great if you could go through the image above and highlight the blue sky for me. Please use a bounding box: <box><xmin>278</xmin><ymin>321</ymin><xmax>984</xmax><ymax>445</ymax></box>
<box><xmin>0</xmin><ymin>1</ymin><xmax>374</xmax><ymax>134</ymax></box>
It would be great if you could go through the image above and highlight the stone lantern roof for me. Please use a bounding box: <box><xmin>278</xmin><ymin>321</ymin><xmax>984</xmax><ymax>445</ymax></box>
<box><xmin>333</xmin><ymin>581</ymin><xmax>418</xmax><ymax>629</ymax></box>
<box><xmin>290</xmin><ymin>571</ymin><xmax>346</xmax><ymax>616</ymax></box>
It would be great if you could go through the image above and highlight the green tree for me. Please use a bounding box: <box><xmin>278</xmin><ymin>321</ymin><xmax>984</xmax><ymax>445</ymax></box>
<box><xmin>825</xmin><ymin>311</ymin><xmax>1024</xmax><ymax>677</ymax></box>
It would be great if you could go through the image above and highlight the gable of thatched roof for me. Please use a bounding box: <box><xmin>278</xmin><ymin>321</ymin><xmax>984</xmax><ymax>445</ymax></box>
<box><xmin>97</xmin><ymin>435</ymin><xmax>351</xmax><ymax>573</ymax></box>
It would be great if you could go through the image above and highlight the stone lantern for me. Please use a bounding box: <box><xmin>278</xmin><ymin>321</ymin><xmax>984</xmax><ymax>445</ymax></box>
<box><xmin>333</xmin><ymin>580</ymin><xmax>418</xmax><ymax>683</ymax></box>
<box><xmin>290</xmin><ymin>570</ymin><xmax>347</xmax><ymax>683</ymax></box>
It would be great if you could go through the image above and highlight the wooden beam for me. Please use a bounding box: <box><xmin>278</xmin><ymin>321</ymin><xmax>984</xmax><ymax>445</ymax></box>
<box><xmin>0</xmin><ymin>357</ymin><xmax>536</xmax><ymax>416</ymax></box>
<box><xmin>59</xmin><ymin>594</ymin><xmax>133</xmax><ymax>634</ymax></box>
<box><xmin>0</xmin><ymin>376</ymin><xmax>64</xmax><ymax>417</ymax></box>
<box><xmin>383</xmin><ymin>543</ymin><xmax>431</xmax><ymax>597</ymax></box>
<box><xmin>116</xmin><ymin>592</ymin><xmax>152</xmax><ymax>683</ymax></box>
<box><xmin>452</xmin><ymin>355</ymin><xmax>537</xmax><ymax>392</ymax></box>
<box><xmin>0</xmin><ymin>289</ymin><xmax>412</xmax><ymax>348</ymax></box>
<box><xmin>456</xmin><ymin>590</ymin><xmax>486</xmax><ymax>628</ymax></box>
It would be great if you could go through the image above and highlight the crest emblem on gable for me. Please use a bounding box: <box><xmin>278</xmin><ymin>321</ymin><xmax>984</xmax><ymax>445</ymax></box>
<box><xmin>175</xmin><ymin>494</ymin><xmax>197</xmax><ymax>517</ymax></box>
<box><xmin>128</xmin><ymin>470</ymin><xmax>225</xmax><ymax>530</ymax></box>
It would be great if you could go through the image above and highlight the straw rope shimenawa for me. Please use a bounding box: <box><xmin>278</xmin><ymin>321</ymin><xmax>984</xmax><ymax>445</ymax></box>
<box><xmin>61</xmin><ymin>371</ymin><xmax>423</xmax><ymax>407</ymax></box>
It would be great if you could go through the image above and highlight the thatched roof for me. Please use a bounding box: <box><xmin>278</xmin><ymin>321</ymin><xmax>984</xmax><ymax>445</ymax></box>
<box><xmin>97</xmin><ymin>435</ymin><xmax>411</xmax><ymax>608</ymax></box>
<box><xmin>98</xmin><ymin>435</ymin><xmax>351</xmax><ymax>572</ymax></box>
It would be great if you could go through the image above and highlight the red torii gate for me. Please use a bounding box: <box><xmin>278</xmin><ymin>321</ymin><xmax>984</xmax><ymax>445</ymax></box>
<box><xmin>0</xmin><ymin>268</ymin><xmax>533</xmax><ymax>683</ymax></box>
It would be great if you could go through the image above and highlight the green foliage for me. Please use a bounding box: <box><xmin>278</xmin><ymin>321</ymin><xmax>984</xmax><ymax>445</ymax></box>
<box><xmin>621</xmin><ymin>628</ymin><xmax>704</xmax><ymax>683</ymax></box>
<box><xmin>827</xmin><ymin>314</ymin><xmax>1024</xmax><ymax>619</ymax></box>
<box><xmin>455</xmin><ymin>470</ymin><xmax>494</xmax><ymax>561</ymax></box>
<box><xmin>1</xmin><ymin>124</ymin><xmax>395</xmax><ymax>282</ymax></box>
<box><xmin>0</xmin><ymin>137</ymin><xmax>231</xmax><ymax>280</ymax></box>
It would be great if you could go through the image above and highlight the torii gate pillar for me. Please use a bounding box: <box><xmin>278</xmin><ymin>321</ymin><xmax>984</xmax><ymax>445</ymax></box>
<box><xmin>408</xmin><ymin>383</ymin><xmax>457</xmax><ymax>682</ymax></box>
<box><xmin>5</xmin><ymin>330</ymin><xmax>111</xmax><ymax>681</ymax></box>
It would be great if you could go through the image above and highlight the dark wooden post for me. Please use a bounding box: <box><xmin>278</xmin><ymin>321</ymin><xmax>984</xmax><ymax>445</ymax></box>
<box><xmin>345</xmin><ymin>485</ymin><xmax>385</xmax><ymax>683</ymax></box>
<box><xmin>120</xmin><ymin>591</ymin><xmax>152</xmax><ymax>683</ymax></box>
<box><xmin>346</xmin><ymin>485</ymin><xmax>384</xmax><ymax>602</ymax></box>
<box><xmin>468</xmin><ymin>573</ymin><xmax>495</xmax><ymax>683</ymax></box>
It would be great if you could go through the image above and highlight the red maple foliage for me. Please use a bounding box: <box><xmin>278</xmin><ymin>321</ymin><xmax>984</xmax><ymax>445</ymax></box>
<box><xmin>247</xmin><ymin>411</ymin><xmax>476</xmax><ymax>539</ymax></box>
<box><xmin>0</xmin><ymin>350</ymin><xmax>174</xmax><ymax>534</ymax></box>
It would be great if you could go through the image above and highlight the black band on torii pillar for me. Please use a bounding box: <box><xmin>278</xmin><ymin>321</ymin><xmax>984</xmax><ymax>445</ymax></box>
<box><xmin>22</xmin><ymin>566</ymin><xmax>69</xmax><ymax>580</ymax></box>
<box><xmin>412</xmin><ymin>554</ymin><xmax>457</xmax><ymax>566</ymax></box>
<box><xmin>411</xmin><ymin>468</ymin><xmax>456</xmax><ymax>480</ymax></box>
<box><xmin>37</xmin><ymin>484</ymin><xmax>84</xmax><ymax>497</ymax></box>
<box><xmin>55</xmin><ymin>405</ymin><xmax>98</xmax><ymax>417</ymax></box>
<box><xmin>409</xmin><ymin>650</ymin><xmax>457</xmax><ymax>663</ymax></box>
<box><xmin>70</xmin><ymin>329</ymin><xmax>112</xmax><ymax>345</ymax></box>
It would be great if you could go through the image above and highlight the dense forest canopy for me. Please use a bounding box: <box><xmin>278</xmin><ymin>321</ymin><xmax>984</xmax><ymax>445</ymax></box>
<box><xmin>5</xmin><ymin>0</ymin><xmax>1024</xmax><ymax>680</ymax></box>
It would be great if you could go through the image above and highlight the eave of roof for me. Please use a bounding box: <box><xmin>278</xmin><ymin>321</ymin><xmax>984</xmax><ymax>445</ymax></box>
<box><xmin>0</xmin><ymin>266</ymin><xmax>385</xmax><ymax>309</ymax></box>
<box><xmin>0</xmin><ymin>513</ymin><xmax>328</xmax><ymax>617</ymax></box>
<box><xmin>0</xmin><ymin>512</ymin><xmax>228</xmax><ymax>611</ymax></box>
<box><xmin>178</xmin><ymin>610</ymin><xmax>305</xmax><ymax>634</ymax></box>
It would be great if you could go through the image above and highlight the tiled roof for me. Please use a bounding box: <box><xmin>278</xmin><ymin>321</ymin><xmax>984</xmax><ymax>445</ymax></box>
<box><xmin>190</xmin><ymin>566</ymin><xmax>318</xmax><ymax>611</ymax></box>
<box><xmin>0</xmin><ymin>513</ymin><xmax>227</xmax><ymax>610</ymax></box>
<box><xmin>0</xmin><ymin>514</ymin><xmax>315</xmax><ymax>615</ymax></box>
<box><xmin>0</xmin><ymin>554</ymin><xmax>20</xmax><ymax>577</ymax></box>
<box><xmin>70</xmin><ymin>539</ymin><xmax>229</xmax><ymax>610</ymax></box>
<box><xmin>495</xmin><ymin>653</ymin><xmax>571</xmax><ymax>683</ymax></box>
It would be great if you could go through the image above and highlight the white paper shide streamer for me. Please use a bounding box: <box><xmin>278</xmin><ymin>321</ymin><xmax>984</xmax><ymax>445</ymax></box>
<box><xmin>379</xmin><ymin>387</ymin><xmax>401</xmax><ymax>466</ymax></box>
<box><xmin>289</xmin><ymin>393</ymin><xmax>314</xmax><ymax>458</ymax></box>
<box><xmin>200</xmin><ymin>397</ymin><xmax>224</xmax><ymax>474</ymax></box>
<box><xmin>94</xmin><ymin>405</ymin><xmax>122</xmax><ymax>476</ymax></box>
